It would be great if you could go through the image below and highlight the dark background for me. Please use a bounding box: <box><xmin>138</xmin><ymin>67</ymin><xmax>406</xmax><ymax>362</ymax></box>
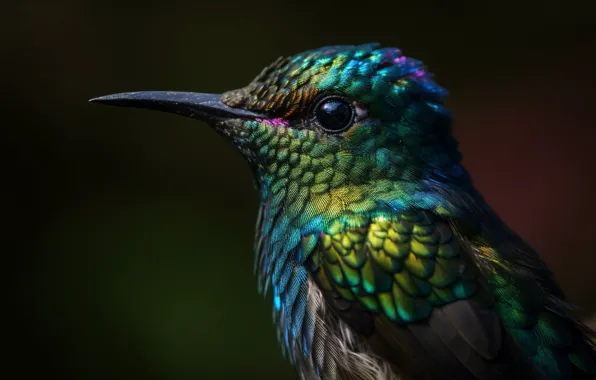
<box><xmin>4</xmin><ymin>1</ymin><xmax>596</xmax><ymax>379</ymax></box>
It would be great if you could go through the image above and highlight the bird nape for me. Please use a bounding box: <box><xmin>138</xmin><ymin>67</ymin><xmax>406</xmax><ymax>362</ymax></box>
<box><xmin>90</xmin><ymin>43</ymin><xmax>596</xmax><ymax>380</ymax></box>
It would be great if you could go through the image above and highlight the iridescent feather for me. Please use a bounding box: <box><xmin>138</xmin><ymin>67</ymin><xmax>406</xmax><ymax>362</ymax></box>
<box><xmin>93</xmin><ymin>43</ymin><xmax>596</xmax><ymax>380</ymax></box>
<box><xmin>221</xmin><ymin>44</ymin><xmax>596</xmax><ymax>380</ymax></box>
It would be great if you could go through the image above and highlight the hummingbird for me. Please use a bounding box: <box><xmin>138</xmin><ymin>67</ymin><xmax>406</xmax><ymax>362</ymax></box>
<box><xmin>90</xmin><ymin>43</ymin><xmax>596</xmax><ymax>380</ymax></box>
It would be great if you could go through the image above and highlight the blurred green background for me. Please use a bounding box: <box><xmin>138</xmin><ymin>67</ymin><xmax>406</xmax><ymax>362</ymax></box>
<box><xmin>4</xmin><ymin>0</ymin><xmax>596</xmax><ymax>379</ymax></box>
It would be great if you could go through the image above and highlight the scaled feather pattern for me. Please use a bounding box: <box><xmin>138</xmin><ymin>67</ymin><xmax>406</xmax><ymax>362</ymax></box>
<box><xmin>93</xmin><ymin>43</ymin><xmax>596</xmax><ymax>380</ymax></box>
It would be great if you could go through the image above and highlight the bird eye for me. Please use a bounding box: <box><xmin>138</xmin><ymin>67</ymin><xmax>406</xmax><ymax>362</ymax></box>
<box><xmin>312</xmin><ymin>95</ymin><xmax>355</xmax><ymax>133</ymax></box>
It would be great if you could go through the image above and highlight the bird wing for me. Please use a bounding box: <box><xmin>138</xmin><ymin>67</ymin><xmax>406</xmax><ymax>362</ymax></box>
<box><xmin>448</xmin><ymin>204</ymin><xmax>596</xmax><ymax>380</ymax></box>
<box><xmin>305</xmin><ymin>209</ymin><xmax>554</xmax><ymax>380</ymax></box>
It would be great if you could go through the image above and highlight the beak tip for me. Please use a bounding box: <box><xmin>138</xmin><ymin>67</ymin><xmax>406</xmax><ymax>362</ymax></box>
<box><xmin>89</xmin><ymin>93</ymin><xmax>130</xmax><ymax>105</ymax></box>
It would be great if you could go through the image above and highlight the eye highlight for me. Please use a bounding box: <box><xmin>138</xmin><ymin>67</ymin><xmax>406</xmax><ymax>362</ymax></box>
<box><xmin>312</xmin><ymin>95</ymin><xmax>356</xmax><ymax>133</ymax></box>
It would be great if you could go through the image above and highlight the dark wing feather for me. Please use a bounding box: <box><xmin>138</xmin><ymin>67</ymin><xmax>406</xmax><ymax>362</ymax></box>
<box><xmin>438</xmin><ymin>300</ymin><xmax>502</xmax><ymax>359</ymax></box>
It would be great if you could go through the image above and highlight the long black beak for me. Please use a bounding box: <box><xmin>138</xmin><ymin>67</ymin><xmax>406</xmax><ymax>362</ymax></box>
<box><xmin>89</xmin><ymin>91</ymin><xmax>265</xmax><ymax>121</ymax></box>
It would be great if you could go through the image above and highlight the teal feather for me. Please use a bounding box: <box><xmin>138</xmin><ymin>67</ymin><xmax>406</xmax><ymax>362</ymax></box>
<box><xmin>93</xmin><ymin>42</ymin><xmax>596</xmax><ymax>380</ymax></box>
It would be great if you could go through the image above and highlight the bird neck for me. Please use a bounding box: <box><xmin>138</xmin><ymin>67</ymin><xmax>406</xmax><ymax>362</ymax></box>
<box><xmin>256</xmin><ymin>161</ymin><xmax>472</xmax><ymax>240</ymax></box>
<box><xmin>252</xmin><ymin>147</ymin><xmax>474</xmax><ymax>297</ymax></box>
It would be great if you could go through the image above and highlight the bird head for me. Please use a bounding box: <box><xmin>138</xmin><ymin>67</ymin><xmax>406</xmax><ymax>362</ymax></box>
<box><xmin>91</xmin><ymin>43</ymin><xmax>465</xmax><ymax>222</ymax></box>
